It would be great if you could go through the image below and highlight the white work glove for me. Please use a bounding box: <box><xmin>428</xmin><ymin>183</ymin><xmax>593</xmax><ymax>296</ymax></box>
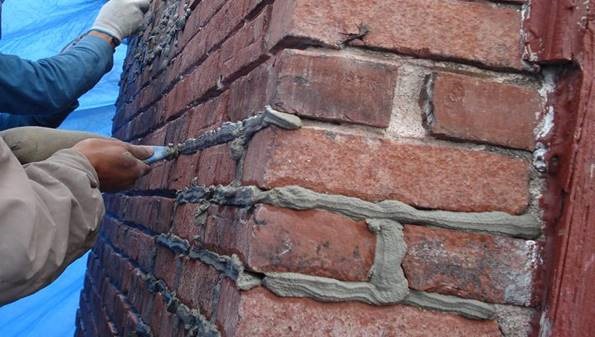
<box><xmin>92</xmin><ymin>0</ymin><xmax>151</xmax><ymax>43</ymax></box>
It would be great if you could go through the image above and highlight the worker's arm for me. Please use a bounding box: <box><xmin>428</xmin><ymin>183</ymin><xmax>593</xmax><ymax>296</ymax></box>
<box><xmin>0</xmin><ymin>34</ymin><xmax>114</xmax><ymax>126</ymax></box>
<box><xmin>0</xmin><ymin>0</ymin><xmax>150</xmax><ymax>131</ymax></box>
<box><xmin>0</xmin><ymin>137</ymin><xmax>152</xmax><ymax>305</ymax></box>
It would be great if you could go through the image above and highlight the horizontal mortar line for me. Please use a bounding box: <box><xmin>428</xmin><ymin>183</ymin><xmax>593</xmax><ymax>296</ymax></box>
<box><xmin>301</xmin><ymin>118</ymin><xmax>535</xmax><ymax>159</ymax></box>
<box><xmin>156</xmin><ymin>223</ymin><xmax>496</xmax><ymax>320</ymax></box>
<box><xmin>118</xmin><ymin>1</ymin><xmax>274</xmax><ymax>122</ymax></box>
<box><xmin>99</xmin><ymin>230</ymin><xmax>154</xmax><ymax>274</ymax></box>
<box><xmin>94</xmin><ymin>238</ymin><xmax>221</xmax><ymax>336</ymax></box>
<box><xmin>85</xmin><ymin>252</ymin><xmax>154</xmax><ymax>337</ymax></box>
<box><xmin>155</xmin><ymin>233</ymin><xmax>261</xmax><ymax>290</ymax></box>
<box><xmin>116</xmin><ymin>189</ymin><xmax>178</xmax><ymax>198</ymax></box>
<box><xmin>269</xmin><ymin>37</ymin><xmax>541</xmax><ymax>81</ymax></box>
<box><xmin>103</xmin><ymin>213</ymin><xmax>161</xmax><ymax>238</ymax></box>
<box><xmin>120</xmin><ymin>108</ymin><xmax>300</xmax><ymax>168</ymax></box>
<box><xmin>176</xmin><ymin>184</ymin><xmax>542</xmax><ymax>239</ymax></box>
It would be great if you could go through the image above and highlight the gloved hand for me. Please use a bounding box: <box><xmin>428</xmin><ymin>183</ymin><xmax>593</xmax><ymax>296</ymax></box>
<box><xmin>91</xmin><ymin>0</ymin><xmax>151</xmax><ymax>43</ymax></box>
<box><xmin>73</xmin><ymin>138</ymin><xmax>153</xmax><ymax>192</ymax></box>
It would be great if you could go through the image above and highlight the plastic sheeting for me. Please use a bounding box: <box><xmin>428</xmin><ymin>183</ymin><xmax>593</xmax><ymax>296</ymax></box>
<box><xmin>0</xmin><ymin>1</ymin><xmax>126</xmax><ymax>336</ymax></box>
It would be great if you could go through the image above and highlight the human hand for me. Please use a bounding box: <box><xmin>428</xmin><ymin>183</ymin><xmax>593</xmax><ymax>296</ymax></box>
<box><xmin>73</xmin><ymin>138</ymin><xmax>153</xmax><ymax>192</ymax></box>
<box><xmin>91</xmin><ymin>0</ymin><xmax>151</xmax><ymax>43</ymax></box>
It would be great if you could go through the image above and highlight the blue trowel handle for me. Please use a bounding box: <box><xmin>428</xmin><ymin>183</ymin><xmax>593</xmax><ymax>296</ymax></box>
<box><xmin>144</xmin><ymin>146</ymin><xmax>174</xmax><ymax>165</ymax></box>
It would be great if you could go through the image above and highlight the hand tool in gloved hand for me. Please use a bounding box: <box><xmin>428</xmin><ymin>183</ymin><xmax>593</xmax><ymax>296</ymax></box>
<box><xmin>0</xmin><ymin>126</ymin><xmax>176</xmax><ymax>165</ymax></box>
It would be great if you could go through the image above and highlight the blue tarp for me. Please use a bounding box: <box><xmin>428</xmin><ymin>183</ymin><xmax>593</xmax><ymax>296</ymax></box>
<box><xmin>0</xmin><ymin>1</ymin><xmax>126</xmax><ymax>336</ymax></box>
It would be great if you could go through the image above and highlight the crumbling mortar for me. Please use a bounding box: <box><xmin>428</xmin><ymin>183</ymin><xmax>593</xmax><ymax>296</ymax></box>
<box><xmin>533</xmin><ymin>67</ymin><xmax>558</xmax><ymax>173</ymax></box>
<box><xmin>420</xmin><ymin>73</ymin><xmax>436</xmax><ymax>129</ymax></box>
<box><xmin>133</xmin><ymin>0</ymin><xmax>190</xmax><ymax>75</ymax></box>
<box><xmin>121</xmin><ymin>0</ymin><xmax>272</xmax><ymax>118</ymax></box>
<box><xmin>155</xmin><ymin>233</ymin><xmax>262</xmax><ymax>290</ymax></box>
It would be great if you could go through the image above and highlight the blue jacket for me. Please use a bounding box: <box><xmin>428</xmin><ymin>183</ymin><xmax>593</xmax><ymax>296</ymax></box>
<box><xmin>0</xmin><ymin>35</ymin><xmax>114</xmax><ymax>131</ymax></box>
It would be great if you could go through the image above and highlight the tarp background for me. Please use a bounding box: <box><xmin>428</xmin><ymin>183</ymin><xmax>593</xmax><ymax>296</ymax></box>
<box><xmin>0</xmin><ymin>0</ymin><xmax>126</xmax><ymax>335</ymax></box>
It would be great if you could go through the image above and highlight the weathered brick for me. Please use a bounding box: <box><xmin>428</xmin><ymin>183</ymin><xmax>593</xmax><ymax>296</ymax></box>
<box><xmin>243</xmin><ymin>127</ymin><xmax>530</xmax><ymax>213</ymax></box>
<box><xmin>215</xmin><ymin>278</ymin><xmax>242</xmax><ymax>337</ymax></box>
<box><xmin>203</xmin><ymin>205</ymin><xmax>246</xmax><ymax>256</ymax></box>
<box><xmin>228</xmin><ymin>60</ymin><xmax>274</xmax><ymax>122</ymax></box>
<box><xmin>177</xmin><ymin>258</ymin><xmax>221</xmax><ymax>320</ymax></box>
<box><xmin>268</xmin><ymin>0</ymin><xmax>523</xmax><ymax>69</ymax></box>
<box><xmin>244</xmin><ymin>205</ymin><xmax>376</xmax><ymax>281</ymax></box>
<box><xmin>428</xmin><ymin>72</ymin><xmax>544</xmax><ymax>150</ymax></box>
<box><xmin>172</xmin><ymin>203</ymin><xmax>205</xmax><ymax>243</ymax></box>
<box><xmin>403</xmin><ymin>225</ymin><xmax>541</xmax><ymax>306</ymax></box>
<box><xmin>154</xmin><ymin>246</ymin><xmax>179</xmax><ymax>291</ymax></box>
<box><xmin>187</xmin><ymin>92</ymin><xmax>230</xmax><ymax>138</ymax></box>
<box><xmin>196</xmin><ymin>144</ymin><xmax>236</xmax><ymax>186</ymax></box>
<box><xmin>111</xmin><ymin>195</ymin><xmax>175</xmax><ymax>233</ymax></box>
<box><xmin>150</xmin><ymin>293</ymin><xmax>180</xmax><ymax>337</ymax></box>
<box><xmin>167</xmin><ymin>153</ymin><xmax>201</xmax><ymax>191</ymax></box>
<box><xmin>272</xmin><ymin>49</ymin><xmax>397</xmax><ymax>128</ymax></box>
<box><xmin>124</xmin><ymin>227</ymin><xmax>155</xmax><ymax>272</ymax></box>
<box><xmin>232</xmin><ymin>288</ymin><xmax>502</xmax><ymax>336</ymax></box>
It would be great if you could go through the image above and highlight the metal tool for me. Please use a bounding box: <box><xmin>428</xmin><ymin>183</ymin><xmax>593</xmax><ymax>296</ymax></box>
<box><xmin>143</xmin><ymin>145</ymin><xmax>176</xmax><ymax>165</ymax></box>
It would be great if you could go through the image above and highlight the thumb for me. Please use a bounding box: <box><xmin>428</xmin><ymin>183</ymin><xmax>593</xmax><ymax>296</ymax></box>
<box><xmin>132</xmin><ymin>0</ymin><xmax>151</xmax><ymax>12</ymax></box>
<box><xmin>125</xmin><ymin>143</ymin><xmax>154</xmax><ymax>160</ymax></box>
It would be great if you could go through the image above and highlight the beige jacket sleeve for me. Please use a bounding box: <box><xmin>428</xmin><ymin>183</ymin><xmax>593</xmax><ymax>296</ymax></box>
<box><xmin>0</xmin><ymin>137</ymin><xmax>105</xmax><ymax>305</ymax></box>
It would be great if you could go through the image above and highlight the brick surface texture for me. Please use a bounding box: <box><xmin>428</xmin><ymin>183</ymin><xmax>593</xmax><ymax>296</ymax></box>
<box><xmin>76</xmin><ymin>0</ymin><xmax>546</xmax><ymax>336</ymax></box>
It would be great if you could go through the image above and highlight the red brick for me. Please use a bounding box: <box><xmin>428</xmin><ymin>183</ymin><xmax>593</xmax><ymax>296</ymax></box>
<box><xmin>180</xmin><ymin>0</ymin><xmax>226</xmax><ymax>48</ymax></box>
<box><xmin>244</xmin><ymin>205</ymin><xmax>375</xmax><ymax>281</ymax></box>
<box><xmin>272</xmin><ymin>49</ymin><xmax>397</xmax><ymax>128</ymax></box>
<box><xmin>187</xmin><ymin>92</ymin><xmax>230</xmax><ymax>137</ymax></box>
<box><xmin>167</xmin><ymin>153</ymin><xmax>201</xmax><ymax>191</ymax></box>
<box><xmin>268</xmin><ymin>0</ymin><xmax>523</xmax><ymax>69</ymax></box>
<box><xmin>228</xmin><ymin>61</ymin><xmax>274</xmax><ymax>121</ymax></box>
<box><xmin>124</xmin><ymin>227</ymin><xmax>155</xmax><ymax>272</ymax></box>
<box><xmin>172</xmin><ymin>203</ymin><xmax>206</xmax><ymax>243</ymax></box>
<box><xmin>243</xmin><ymin>127</ymin><xmax>530</xmax><ymax>214</ymax></box>
<box><xmin>429</xmin><ymin>72</ymin><xmax>544</xmax><ymax>150</ymax></box>
<box><xmin>177</xmin><ymin>258</ymin><xmax>221</xmax><ymax>320</ymax></box>
<box><xmin>114</xmin><ymin>195</ymin><xmax>174</xmax><ymax>233</ymax></box>
<box><xmin>150</xmin><ymin>293</ymin><xmax>179</xmax><ymax>337</ymax></box>
<box><xmin>232</xmin><ymin>288</ymin><xmax>502</xmax><ymax>337</ymax></box>
<box><xmin>219</xmin><ymin>6</ymin><xmax>269</xmax><ymax>79</ymax></box>
<box><xmin>215</xmin><ymin>278</ymin><xmax>242</xmax><ymax>337</ymax></box>
<box><xmin>164</xmin><ymin>113</ymin><xmax>191</xmax><ymax>145</ymax></box>
<box><xmin>203</xmin><ymin>206</ymin><xmax>247</xmax><ymax>256</ymax></box>
<box><xmin>403</xmin><ymin>225</ymin><xmax>540</xmax><ymax>306</ymax></box>
<box><xmin>197</xmin><ymin>144</ymin><xmax>236</xmax><ymax>186</ymax></box>
<box><xmin>154</xmin><ymin>246</ymin><xmax>179</xmax><ymax>290</ymax></box>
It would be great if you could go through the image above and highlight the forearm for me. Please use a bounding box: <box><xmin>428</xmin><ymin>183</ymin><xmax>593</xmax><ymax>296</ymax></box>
<box><xmin>0</xmin><ymin>34</ymin><xmax>114</xmax><ymax>115</ymax></box>
<box><xmin>0</xmin><ymin>140</ymin><xmax>105</xmax><ymax>304</ymax></box>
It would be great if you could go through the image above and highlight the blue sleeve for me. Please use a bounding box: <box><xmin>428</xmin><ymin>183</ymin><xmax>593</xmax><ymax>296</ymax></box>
<box><xmin>0</xmin><ymin>35</ymin><xmax>114</xmax><ymax>130</ymax></box>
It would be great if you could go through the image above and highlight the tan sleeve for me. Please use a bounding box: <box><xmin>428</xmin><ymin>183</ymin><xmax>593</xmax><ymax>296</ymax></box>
<box><xmin>0</xmin><ymin>137</ymin><xmax>105</xmax><ymax>305</ymax></box>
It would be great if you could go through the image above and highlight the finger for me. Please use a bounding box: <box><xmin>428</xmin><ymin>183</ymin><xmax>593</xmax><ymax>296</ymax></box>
<box><xmin>125</xmin><ymin>143</ymin><xmax>154</xmax><ymax>160</ymax></box>
<box><xmin>133</xmin><ymin>0</ymin><xmax>151</xmax><ymax>12</ymax></box>
<box><xmin>122</xmin><ymin>152</ymin><xmax>151</xmax><ymax>177</ymax></box>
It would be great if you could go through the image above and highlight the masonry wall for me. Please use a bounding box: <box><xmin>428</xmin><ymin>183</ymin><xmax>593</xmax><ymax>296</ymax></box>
<box><xmin>76</xmin><ymin>0</ymin><xmax>551</xmax><ymax>336</ymax></box>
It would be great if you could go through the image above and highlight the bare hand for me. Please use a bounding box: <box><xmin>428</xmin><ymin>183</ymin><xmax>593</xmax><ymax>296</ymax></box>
<box><xmin>73</xmin><ymin>138</ymin><xmax>153</xmax><ymax>192</ymax></box>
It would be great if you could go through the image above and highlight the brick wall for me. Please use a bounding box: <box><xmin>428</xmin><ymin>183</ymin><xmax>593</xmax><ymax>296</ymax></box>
<box><xmin>76</xmin><ymin>0</ymin><xmax>551</xmax><ymax>336</ymax></box>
